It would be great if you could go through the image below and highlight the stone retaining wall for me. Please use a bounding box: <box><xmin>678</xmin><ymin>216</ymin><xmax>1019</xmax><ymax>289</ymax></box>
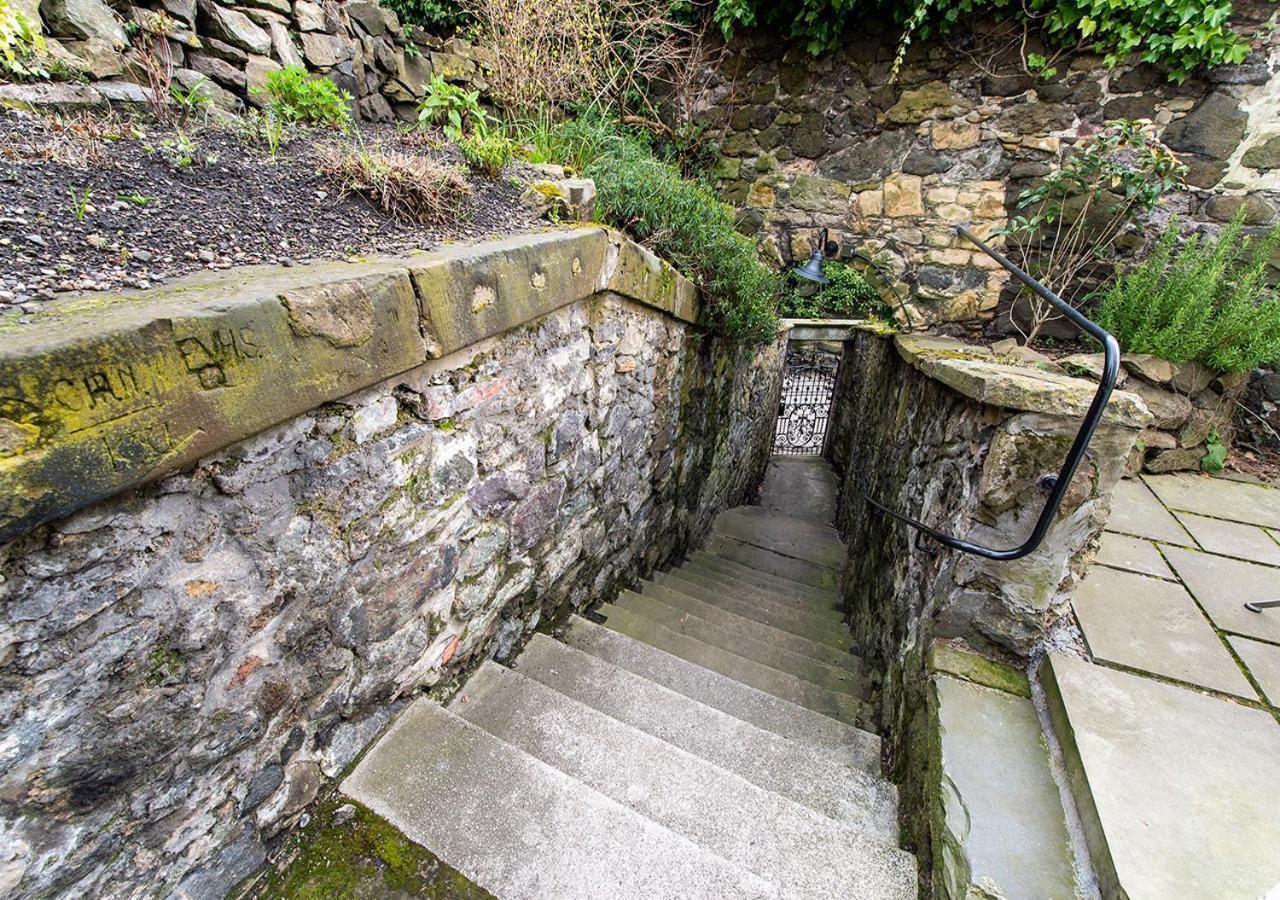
<box><xmin>697</xmin><ymin>9</ymin><xmax>1280</xmax><ymax>329</ymax></box>
<box><xmin>822</xmin><ymin>329</ymin><xmax>1146</xmax><ymax>853</ymax></box>
<box><xmin>0</xmin><ymin>229</ymin><xmax>784</xmax><ymax>897</ymax></box>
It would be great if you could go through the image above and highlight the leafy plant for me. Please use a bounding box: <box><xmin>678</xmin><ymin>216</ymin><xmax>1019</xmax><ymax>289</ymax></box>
<box><xmin>317</xmin><ymin>139</ymin><xmax>473</xmax><ymax>224</ymax></box>
<box><xmin>457</xmin><ymin>132</ymin><xmax>513</xmax><ymax>176</ymax></box>
<box><xmin>710</xmin><ymin>0</ymin><xmax>1249</xmax><ymax>82</ymax></box>
<box><xmin>1096</xmin><ymin>211</ymin><xmax>1280</xmax><ymax>374</ymax></box>
<box><xmin>416</xmin><ymin>76</ymin><xmax>488</xmax><ymax>139</ymax></box>
<box><xmin>380</xmin><ymin>0</ymin><xmax>470</xmax><ymax>31</ymax></box>
<box><xmin>255</xmin><ymin>66</ymin><xmax>352</xmax><ymax>128</ymax></box>
<box><xmin>116</xmin><ymin>193</ymin><xmax>158</xmax><ymax>205</ymax></box>
<box><xmin>535</xmin><ymin>116</ymin><xmax>780</xmax><ymax>341</ymax></box>
<box><xmin>132</xmin><ymin>10</ymin><xmax>178</xmax><ymax>125</ymax></box>
<box><xmin>1</xmin><ymin>0</ymin><xmax>46</xmax><ymax>80</ymax></box>
<box><xmin>781</xmin><ymin>263</ymin><xmax>890</xmax><ymax>320</ymax></box>
<box><xmin>1201</xmin><ymin>431</ymin><xmax>1227</xmax><ymax>472</ymax></box>
<box><xmin>169</xmin><ymin>77</ymin><xmax>213</xmax><ymax>124</ymax></box>
<box><xmin>68</xmin><ymin>185</ymin><xmax>91</xmax><ymax>221</ymax></box>
<box><xmin>996</xmin><ymin>120</ymin><xmax>1185</xmax><ymax>345</ymax></box>
<box><xmin>147</xmin><ymin>129</ymin><xmax>217</xmax><ymax>169</ymax></box>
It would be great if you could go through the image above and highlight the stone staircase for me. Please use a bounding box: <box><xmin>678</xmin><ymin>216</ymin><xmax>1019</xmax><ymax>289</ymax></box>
<box><xmin>343</xmin><ymin>458</ymin><xmax>917</xmax><ymax>898</ymax></box>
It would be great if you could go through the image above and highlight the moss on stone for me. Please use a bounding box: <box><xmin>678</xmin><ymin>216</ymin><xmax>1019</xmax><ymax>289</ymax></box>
<box><xmin>255</xmin><ymin>799</ymin><xmax>494</xmax><ymax>900</ymax></box>
<box><xmin>928</xmin><ymin>642</ymin><xmax>1031</xmax><ymax>698</ymax></box>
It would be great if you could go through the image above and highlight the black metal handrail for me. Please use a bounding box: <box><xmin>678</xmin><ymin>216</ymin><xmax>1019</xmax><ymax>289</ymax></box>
<box><xmin>863</xmin><ymin>225</ymin><xmax>1120</xmax><ymax>561</ymax></box>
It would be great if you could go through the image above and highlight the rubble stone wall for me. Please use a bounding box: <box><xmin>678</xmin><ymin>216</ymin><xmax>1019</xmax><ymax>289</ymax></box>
<box><xmin>695</xmin><ymin>9</ymin><xmax>1280</xmax><ymax>329</ymax></box>
<box><xmin>0</xmin><ymin>230</ymin><xmax>785</xmax><ymax>897</ymax></box>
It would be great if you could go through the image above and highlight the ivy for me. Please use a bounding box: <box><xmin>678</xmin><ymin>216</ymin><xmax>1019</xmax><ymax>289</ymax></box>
<box><xmin>709</xmin><ymin>0</ymin><xmax>1252</xmax><ymax>82</ymax></box>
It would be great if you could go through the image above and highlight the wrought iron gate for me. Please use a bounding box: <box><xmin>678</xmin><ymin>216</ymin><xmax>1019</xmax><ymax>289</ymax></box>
<box><xmin>773</xmin><ymin>353</ymin><xmax>837</xmax><ymax>456</ymax></box>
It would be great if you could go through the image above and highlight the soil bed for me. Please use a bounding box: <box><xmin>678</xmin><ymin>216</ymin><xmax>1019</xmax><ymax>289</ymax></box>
<box><xmin>0</xmin><ymin>108</ymin><xmax>540</xmax><ymax>322</ymax></box>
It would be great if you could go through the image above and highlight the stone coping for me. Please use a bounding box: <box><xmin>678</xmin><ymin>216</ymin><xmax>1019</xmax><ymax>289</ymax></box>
<box><xmin>0</xmin><ymin>227</ymin><xmax>699</xmax><ymax>543</ymax></box>
<box><xmin>894</xmin><ymin>334</ymin><xmax>1151</xmax><ymax>429</ymax></box>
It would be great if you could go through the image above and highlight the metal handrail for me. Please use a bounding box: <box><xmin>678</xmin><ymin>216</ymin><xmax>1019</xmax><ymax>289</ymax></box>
<box><xmin>863</xmin><ymin>225</ymin><xmax>1120</xmax><ymax>561</ymax></box>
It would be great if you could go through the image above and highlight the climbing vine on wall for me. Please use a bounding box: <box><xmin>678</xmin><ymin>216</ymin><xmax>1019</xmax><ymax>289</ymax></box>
<box><xmin>709</xmin><ymin>0</ymin><xmax>1252</xmax><ymax>82</ymax></box>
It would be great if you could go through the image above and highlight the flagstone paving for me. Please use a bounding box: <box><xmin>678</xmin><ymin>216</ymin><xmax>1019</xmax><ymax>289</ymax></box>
<box><xmin>1060</xmin><ymin>473</ymin><xmax>1280</xmax><ymax>899</ymax></box>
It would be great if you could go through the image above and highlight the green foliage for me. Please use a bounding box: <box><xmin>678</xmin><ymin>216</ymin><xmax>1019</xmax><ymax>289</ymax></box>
<box><xmin>457</xmin><ymin>132</ymin><xmax>513</xmax><ymax>176</ymax></box>
<box><xmin>68</xmin><ymin>185</ymin><xmax>91</xmax><ymax>221</ymax></box>
<box><xmin>417</xmin><ymin>76</ymin><xmax>489</xmax><ymax>139</ymax></box>
<box><xmin>708</xmin><ymin>0</ymin><xmax>1249</xmax><ymax>82</ymax></box>
<box><xmin>1</xmin><ymin>0</ymin><xmax>46</xmax><ymax>79</ymax></box>
<box><xmin>379</xmin><ymin>0</ymin><xmax>469</xmax><ymax>31</ymax></box>
<box><xmin>169</xmin><ymin>77</ymin><xmax>213</xmax><ymax>123</ymax></box>
<box><xmin>1201</xmin><ymin>431</ymin><xmax>1227</xmax><ymax>472</ymax></box>
<box><xmin>538</xmin><ymin>117</ymin><xmax>779</xmax><ymax>341</ymax></box>
<box><xmin>255</xmin><ymin>66</ymin><xmax>352</xmax><ymax>128</ymax></box>
<box><xmin>1096</xmin><ymin>212</ymin><xmax>1280</xmax><ymax>374</ymax></box>
<box><xmin>781</xmin><ymin>263</ymin><xmax>890</xmax><ymax>320</ymax></box>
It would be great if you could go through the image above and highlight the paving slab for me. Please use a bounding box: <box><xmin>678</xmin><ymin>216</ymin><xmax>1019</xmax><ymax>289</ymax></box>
<box><xmin>1173</xmin><ymin>511</ymin><xmax>1280</xmax><ymax>567</ymax></box>
<box><xmin>1072</xmin><ymin>567</ymin><xmax>1255</xmax><ymax>699</ymax></box>
<box><xmin>932</xmin><ymin>675</ymin><xmax>1079</xmax><ymax>900</ymax></box>
<box><xmin>1105</xmin><ymin>478</ymin><xmax>1191</xmax><ymax>544</ymax></box>
<box><xmin>1162</xmin><ymin>546</ymin><xmax>1280</xmax><ymax>644</ymax></box>
<box><xmin>1144</xmin><ymin>472</ymin><xmax>1280</xmax><ymax>530</ymax></box>
<box><xmin>1042</xmin><ymin>653</ymin><xmax>1280</xmax><ymax>900</ymax></box>
<box><xmin>1093</xmin><ymin>531</ymin><xmax>1172</xmax><ymax>578</ymax></box>
<box><xmin>1227</xmin><ymin>636</ymin><xmax>1280</xmax><ymax>705</ymax></box>
<box><xmin>759</xmin><ymin>459</ymin><xmax>838</xmax><ymax>525</ymax></box>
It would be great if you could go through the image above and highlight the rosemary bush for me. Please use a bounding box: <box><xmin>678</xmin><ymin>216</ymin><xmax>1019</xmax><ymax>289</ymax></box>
<box><xmin>1096</xmin><ymin>213</ymin><xmax>1280</xmax><ymax>373</ymax></box>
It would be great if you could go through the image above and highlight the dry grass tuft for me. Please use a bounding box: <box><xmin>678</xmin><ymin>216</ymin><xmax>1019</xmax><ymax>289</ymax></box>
<box><xmin>317</xmin><ymin>142</ymin><xmax>472</xmax><ymax>225</ymax></box>
<box><xmin>0</xmin><ymin>110</ymin><xmax>116</xmax><ymax>167</ymax></box>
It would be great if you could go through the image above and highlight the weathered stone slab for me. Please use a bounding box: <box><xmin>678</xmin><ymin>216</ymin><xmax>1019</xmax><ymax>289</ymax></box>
<box><xmin>931</xmin><ymin>674</ymin><xmax>1079</xmax><ymax>900</ymax></box>
<box><xmin>1227</xmin><ymin>636</ymin><xmax>1280</xmax><ymax>705</ymax></box>
<box><xmin>604</xmin><ymin>237</ymin><xmax>698</xmax><ymax>324</ymax></box>
<box><xmin>1072</xmin><ymin>567</ymin><xmax>1255</xmax><ymax>698</ymax></box>
<box><xmin>895</xmin><ymin>335</ymin><xmax>1150</xmax><ymax>428</ymax></box>
<box><xmin>1162</xmin><ymin>546</ymin><xmax>1280</xmax><ymax>644</ymax></box>
<box><xmin>1093</xmin><ymin>531</ymin><xmax>1172</xmax><ymax>578</ymax></box>
<box><xmin>1174</xmin><ymin>511</ymin><xmax>1280</xmax><ymax>566</ymax></box>
<box><xmin>0</xmin><ymin>264</ymin><xmax>424</xmax><ymax>543</ymax></box>
<box><xmin>1042</xmin><ymin>653</ymin><xmax>1280</xmax><ymax>900</ymax></box>
<box><xmin>1144</xmin><ymin>472</ymin><xmax>1280</xmax><ymax>530</ymax></box>
<box><xmin>1105</xmin><ymin>477</ymin><xmax>1191</xmax><ymax>544</ymax></box>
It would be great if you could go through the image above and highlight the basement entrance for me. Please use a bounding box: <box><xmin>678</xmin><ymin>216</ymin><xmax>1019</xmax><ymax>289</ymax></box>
<box><xmin>772</xmin><ymin>342</ymin><xmax>839</xmax><ymax>456</ymax></box>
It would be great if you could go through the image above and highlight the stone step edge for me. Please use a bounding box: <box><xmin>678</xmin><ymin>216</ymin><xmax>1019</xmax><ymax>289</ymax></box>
<box><xmin>690</xmin><ymin>551</ymin><xmax>840</xmax><ymax>602</ymax></box>
<box><xmin>670</xmin><ymin>563</ymin><xmax>842</xmax><ymax>613</ymax></box>
<box><xmin>558</xmin><ymin>619</ymin><xmax>883</xmax><ymax>759</ymax></box>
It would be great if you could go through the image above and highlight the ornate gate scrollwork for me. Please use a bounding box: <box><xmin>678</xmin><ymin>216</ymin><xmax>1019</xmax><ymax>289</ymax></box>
<box><xmin>773</xmin><ymin>354</ymin><xmax>836</xmax><ymax>456</ymax></box>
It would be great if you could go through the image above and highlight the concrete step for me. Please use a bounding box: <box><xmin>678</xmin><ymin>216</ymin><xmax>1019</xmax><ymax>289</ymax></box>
<box><xmin>650</xmin><ymin>572</ymin><xmax>852</xmax><ymax>651</ymax></box>
<box><xmin>759</xmin><ymin>459</ymin><xmax>839</xmax><ymax>524</ymax></box>
<box><xmin>712</xmin><ymin>508</ymin><xmax>845</xmax><ymax>569</ymax></box>
<box><xmin>519</xmin><ymin>633</ymin><xmax>895</xmax><ymax>824</ymax></box>
<box><xmin>667</xmin><ymin>564</ymin><xmax>844</xmax><ymax>624</ymax></box>
<box><xmin>689</xmin><ymin>552</ymin><xmax>839</xmax><ymax>605</ymax></box>
<box><xmin>591</xmin><ymin>606</ymin><xmax>865</xmax><ymax>724</ymax></box>
<box><xmin>561</xmin><ymin>617</ymin><xmax>878</xmax><ymax>759</ymax></box>
<box><xmin>733</xmin><ymin>503</ymin><xmax>843</xmax><ymax>539</ymax></box>
<box><xmin>342</xmin><ymin>699</ymin><xmax>776</xmax><ymax>899</ymax></box>
<box><xmin>706</xmin><ymin>534</ymin><xmax>839</xmax><ymax>590</ymax></box>
<box><xmin>454</xmin><ymin>663</ymin><xmax>915</xmax><ymax>896</ymax></box>
<box><xmin>604</xmin><ymin>596</ymin><xmax>865</xmax><ymax>699</ymax></box>
<box><xmin>630</xmin><ymin>582</ymin><xmax>861</xmax><ymax>671</ymax></box>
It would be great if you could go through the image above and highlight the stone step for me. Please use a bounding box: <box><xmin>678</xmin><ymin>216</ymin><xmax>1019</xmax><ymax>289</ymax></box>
<box><xmin>669</xmin><ymin>563</ymin><xmax>844</xmax><ymax>622</ymax></box>
<box><xmin>653</xmin><ymin>571</ymin><xmax>852</xmax><ymax>650</ymax></box>
<box><xmin>342</xmin><ymin>700</ymin><xmax>776</xmax><ymax>899</ymax></box>
<box><xmin>712</xmin><ymin>508</ymin><xmax>845</xmax><ymax>569</ymax></box>
<box><xmin>706</xmin><ymin>534</ymin><xmax>840</xmax><ymax>590</ymax></box>
<box><xmin>561</xmin><ymin>617</ymin><xmax>878</xmax><ymax>759</ymax></box>
<box><xmin>605</xmin><ymin>595</ymin><xmax>865</xmax><ymax>699</ymax></box>
<box><xmin>592</xmin><ymin>606</ymin><xmax>865</xmax><ymax>724</ymax></box>
<box><xmin>632</xmin><ymin>582</ymin><xmax>861</xmax><ymax>670</ymax></box>
<box><xmin>519</xmin><ymin>633</ymin><xmax>894</xmax><ymax>823</ymax></box>
<box><xmin>759</xmin><ymin>459</ymin><xmax>839</xmax><ymax>524</ymax></box>
<box><xmin>689</xmin><ymin>551</ymin><xmax>839</xmax><ymax>604</ymax></box>
<box><xmin>453</xmin><ymin>662</ymin><xmax>915</xmax><ymax>896</ymax></box>
<box><xmin>732</xmin><ymin>504</ymin><xmax>844</xmax><ymax>542</ymax></box>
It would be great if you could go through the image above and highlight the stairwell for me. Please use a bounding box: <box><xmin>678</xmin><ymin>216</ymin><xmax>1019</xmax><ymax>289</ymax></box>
<box><xmin>342</xmin><ymin>457</ymin><xmax>918</xmax><ymax>898</ymax></box>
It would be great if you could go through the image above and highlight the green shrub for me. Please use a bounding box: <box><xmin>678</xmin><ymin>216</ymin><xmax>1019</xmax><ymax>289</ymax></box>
<box><xmin>781</xmin><ymin>263</ymin><xmax>890</xmax><ymax>320</ymax></box>
<box><xmin>255</xmin><ymin>67</ymin><xmax>351</xmax><ymax>128</ymax></box>
<box><xmin>1096</xmin><ymin>212</ymin><xmax>1280</xmax><ymax>373</ymax></box>
<box><xmin>380</xmin><ymin>0</ymin><xmax>469</xmax><ymax>31</ymax></box>
<box><xmin>709</xmin><ymin>0</ymin><xmax>1248</xmax><ymax>82</ymax></box>
<box><xmin>457</xmin><ymin>132</ymin><xmax>513</xmax><ymax>176</ymax></box>
<box><xmin>417</xmin><ymin>76</ymin><xmax>488</xmax><ymax>139</ymax></box>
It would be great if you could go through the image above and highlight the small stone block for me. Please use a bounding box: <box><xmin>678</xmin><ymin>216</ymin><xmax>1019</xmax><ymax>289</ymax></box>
<box><xmin>1105</xmin><ymin>478</ymin><xmax>1191</xmax><ymax>544</ymax></box>
<box><xmin>1174</xmin><ymin>512</ymin><xmax>1280</xmax><ymax>567</ymax></box>
<box><xmin>1227</xmin><ymin>636</ymin><xmax>1280</xmax><ymax>705</ymax></box>
<box><xmin>1094</xmin><ymin>532</ymin><xmax>1172</xmax><ymax>578</ymax></box>
<box><xmin>928</xmin><ymin>641</ymin><xmax>1030</xmax><ymax>697</ymax></box>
